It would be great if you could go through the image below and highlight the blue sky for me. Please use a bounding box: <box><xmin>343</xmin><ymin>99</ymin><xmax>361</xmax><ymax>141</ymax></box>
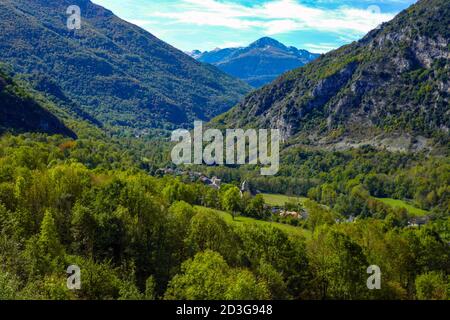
<box><xmin>92</xmin><ymin>0</ymin><xmax>417</xmax><ymax>53</ymax></box>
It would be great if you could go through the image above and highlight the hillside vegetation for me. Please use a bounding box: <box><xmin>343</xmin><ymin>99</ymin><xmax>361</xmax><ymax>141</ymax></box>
<box><xmin>0</xmin><ymin>68</ymin><xmax>75</xmax><ymax>138</ymax></box>
<box><xmin>0</xmin><ymin>0</ymin><xmax>448</xmax><ymax>302</ymax></box>
<box><xmin>214</xmin><ymin>0</ymin><xmax>449</xmax><ymax>152</ymax></box>
<box><xmin>0</xmin><ymin>133</ymin><xmax>448</xmax><ymax>300</ymax></box>
<box><xmin>0</xmin><ymin>0</ymin><xmax>251</xmax><ymax>132</ymax></box>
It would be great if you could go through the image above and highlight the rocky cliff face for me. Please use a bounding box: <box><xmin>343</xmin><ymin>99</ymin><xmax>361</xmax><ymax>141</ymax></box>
<box><xmin>214</xmin><ymin>0</ymin><xmax>449</xmax><ymax>152</ymax></box>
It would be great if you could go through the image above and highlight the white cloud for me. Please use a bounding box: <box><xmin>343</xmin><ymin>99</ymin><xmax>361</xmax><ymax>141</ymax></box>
<box><xmin>127</xmin><ymin>19</ymin><xmax>154</xmax><ymax>27</ymax></box>
<box><xmin>148</xmin><ymin>0</ymin><xmax>396</xmax><ymax>36</ymax></box>
<box><xmin>304</xmin><ymin>43</ymin><xmax>340</xmax><ymax>53</ymax></box>
<box><xmin>219</xmin><ymin>41</ymin><xmax>246</xmax><ymax>48</ymax></box>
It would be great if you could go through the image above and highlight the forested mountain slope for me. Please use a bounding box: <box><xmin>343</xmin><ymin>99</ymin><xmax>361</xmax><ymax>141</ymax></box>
<box><xmin>0</xmin><ymin>0</ymin><xmax>251</xmax><ymax>131</ymax></box>
<box><xmin>0</xmin><ymin>68</ymin><xmax>75</xmax><ymax>137</ymax></box>
<box><xmin>214</xmin><ymin>0</ymin><xmax>449</xmax><ymax>152</ymax></box>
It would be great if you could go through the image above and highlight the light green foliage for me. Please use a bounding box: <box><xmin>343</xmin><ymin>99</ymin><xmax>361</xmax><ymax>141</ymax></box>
<box><xmin>307</xmin><ymin>227</ymin><xmax>369</xmax><ymax>300</ymax></box>
<box><xmin>257</xmin><ymin>260</ymin><xmax>290</xmax><ymax>300</ymax></box>
<box><xmin>0</xmin><ymin>133</ymin><xmax>448</xmax><ymax>301</ymax></box>
<box><xmin>164</xmin><ymin>251</ymin><xmax>233</xmax><ymax>300</ymax></box>
<box><xmin>203</xmin><ymin>188</ymin><xmax>221</xmax><ymax>209</ymax></box>
<box><xmin>415</xmin><ymin>272</ymin><xmax>448</xmax><ymax>300</ymax></box>
<box><xmin>119</xmin><ymin>280</ymin><xmax>144</xmax><ymax>301</ymax></box>
<box><xmin>0</xmin><ymin>271</ymin><xmax>20</xmax><ymax>300</ymax></box>
<box><xmin>261</xmin><ymin>194</ymin><xmax>307</xmax><ymax>207</ymax></box>
<box><xmin>221</xmin><ymin>186</ymin><xmax>242</xmax><ymax>219</ymax></box>
<box><xmin>304</xmin><ymin>200</ymin><xmax>336</xmax><ymax>232</ymax></box>
<box><xmin>225</xmin><ymin>270</ymin><xmax>270</xmax><ymax>300</ymax></box>
<box><xmin>245</xmin><ymin>194</ymin><xmax>267</xmax><ymax>219</ymax></box>
<box><xmin>375</xmin><ymin>198</ymin><xmax>429</xmax><ymax>217</ymax></box>
<box><xmin>163</xmin><ymin>180</ymin><xmax>195</xmax><ymax>204</ymax></box>
<box><xmin>71</xmin><ymin>258</ymin><xmax>122</xmax><ymax>300</ymax></box>
<box><xmin>187</xmin><ymin>211</ymin><xmax>235</xmax><ymax>262</ymax></box>
<box><xmin>164</xmin><ymin>251</ymin><xmax>269</xmax><ymax>300</ymax></box>
<box><xmin>198</xmin><ymin>206</ymin><xmax>310</xmax><ymax>238</ymax></box>
<box><xmin>145</xmin><ymin>276</ymin><xmax>157</xmax><ymax>300</ymax></box>
<box><xmin>39</xmin><ymin>209</ymin><xmax>63</xmax><ymax>259</ymax></box>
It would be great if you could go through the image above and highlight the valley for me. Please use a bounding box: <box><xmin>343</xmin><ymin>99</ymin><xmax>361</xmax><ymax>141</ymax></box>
<box><xmin>0</xmin><ymin>0</ymin><xmax>448</xmax><ymax>302</ymax></box>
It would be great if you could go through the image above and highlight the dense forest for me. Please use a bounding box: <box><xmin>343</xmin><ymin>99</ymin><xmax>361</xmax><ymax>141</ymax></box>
<box><xmin>0</xmin><ymin>133</ymin><xmax>448</xmax><ymax>300</ymax></box>
<box><xmin>198</xmin><ymin>145</ymin><xmax>449</xmax><ymax>215</ymax></box>
<box><xmin>0</xmin><ymin>0</ymin><xmax>448</xmax><ymax>302</ymax></box>
<box><xmin>0</xmin><ymin>0</ymin><xmax>251</xmax><ymax>131</ymax></box>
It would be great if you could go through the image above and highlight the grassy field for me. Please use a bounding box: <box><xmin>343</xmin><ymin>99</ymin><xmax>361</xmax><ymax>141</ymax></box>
<box><xmin>262</xmin><ymin>193</ymin><xmax>428</xmax><ymax>218</ymax></box>
<box><xmin>261</xmin><ymin>193</ymin><xmax>308</xmax><ymax>207</ymax></box>
<box><xmin>375</xmin><ymin>198</ymin><xmax>429</xmax><ymax>217</ymax></box>
<box><xmin>195</xmin><ymin>206</ymin><xmax>311</xmax><ymax>239</ymax></box>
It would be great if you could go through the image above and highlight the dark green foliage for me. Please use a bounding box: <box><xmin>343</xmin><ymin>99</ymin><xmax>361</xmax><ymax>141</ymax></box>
<box><xmin>307</xmin><ymin>228</ymin><xmax>370</xmax><ymax>299</ymax></box>
<box><xmin>0</xmin><ymin>0</ymin><xmax>251</xmax><ymax>131</ymax></box>
<box><xmin>0</xmin><ymin>70</ymin><xmax>75</xmax><ymax>137</ymax></box>
<box><xmin>245</xmin><ymin>194</ymin><xmax>268</xmax><ymax>219</ymax></box>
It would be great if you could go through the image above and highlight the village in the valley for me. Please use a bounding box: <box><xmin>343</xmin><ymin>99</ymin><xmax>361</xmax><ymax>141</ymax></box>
<box><xmin>155</xmin><ymin>167</ymin><xmax>310</xmax><ymax>220</ymax></box>
<box><xmin>154</xmin><ymin>168</ymin><xmax>431</xmax><ymax>228</ymax></box>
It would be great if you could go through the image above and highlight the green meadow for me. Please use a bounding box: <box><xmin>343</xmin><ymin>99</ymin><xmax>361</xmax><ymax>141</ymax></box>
<box><xmin>261</xmin><ymin>194</ymin><xmax>308</xmax><ymax>207</ymax></box>
<box><xmin>195</xmin><ymin>206</ymin><xmax>311</xmax><ymax>239</ymax></box>
<box><xmin>375</xmin><ymin>198</ymin><xmax>429</xmax><ymax>217</ymax></box>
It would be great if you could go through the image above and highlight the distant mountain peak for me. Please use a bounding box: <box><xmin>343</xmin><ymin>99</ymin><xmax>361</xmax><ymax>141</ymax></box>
<box><xmin>193</xmin><ymin>38</ymin><xmax>320</xmax><ymax>87</ymax></box>
<box><xmin>250</xmin><ymin>37</ymin><xmax>286</xmax><ymax>49</ymax></box>
<box><xmin>185</xmin><ymin>49</ymin><xmax>203</xmax><ymax>59</ymax></box>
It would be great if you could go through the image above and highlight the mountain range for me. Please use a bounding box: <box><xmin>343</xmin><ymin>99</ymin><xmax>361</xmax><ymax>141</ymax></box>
<box><xmin>214</xmin><ymin>0</ymin><xmax>449</xmax><ymax>152</ymax></box>
<box><xmin>189</xmin><ymin>38</ymin><xmax>320</xmax><ymax>87</ymax></box>
<box><xmin>0</xmin><ymin>0</ymin><xmax>251</xmax><ymax>132</ymax></box>
<box><xmin>0</xmin><ymin>0</ymin><xmax>448</xmax><ymax>154</ymax></box>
